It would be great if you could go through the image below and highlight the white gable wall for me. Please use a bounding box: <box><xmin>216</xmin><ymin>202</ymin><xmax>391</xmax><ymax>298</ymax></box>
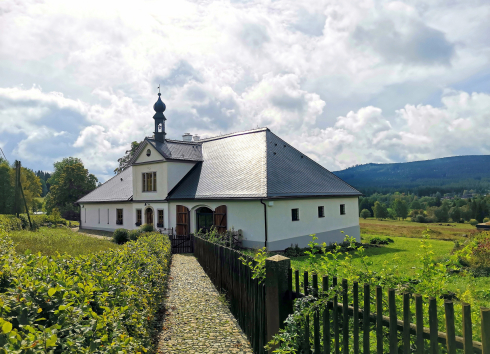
<box><xmin>134</xmin><ymin>143</ymin><xmax>164</xmax><ymax>164</ymax></box>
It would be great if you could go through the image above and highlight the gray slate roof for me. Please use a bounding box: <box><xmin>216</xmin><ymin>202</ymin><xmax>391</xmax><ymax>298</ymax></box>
<box><xmin>77</xmin><ymin>167</ymin><xmax>133</xmax><ymax>203</ymax></box>
<box><xmin>77</xmin><ymin>128</ymin><xmax>361</xmax><ymax>203</ymax></box>
<box><xmin>128</xmin><ymin>138</ymin><xmax>203</xmax><ymax>165</ymax></box>
<box><xmin>168</xmin><ymin>129</ymin><xmax>361</xmax><ymax>199</ymax></box>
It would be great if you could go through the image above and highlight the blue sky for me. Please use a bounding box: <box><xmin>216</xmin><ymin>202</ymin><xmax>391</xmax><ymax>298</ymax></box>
<box><xmin>1</xmin><ymin>0</ymin><xmax>489</xmax><ymax>182</ymax></box>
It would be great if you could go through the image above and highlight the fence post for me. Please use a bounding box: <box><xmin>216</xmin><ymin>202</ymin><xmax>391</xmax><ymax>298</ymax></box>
<box><xmin>265</xmin><ymin>255</ymin><xmax>291</xmax><ymax>352</ymax></box>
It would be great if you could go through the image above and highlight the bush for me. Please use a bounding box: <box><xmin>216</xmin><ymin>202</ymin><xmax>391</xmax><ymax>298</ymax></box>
<box><xmin>360</xmin><ymin>209</ymin><xmax>371</xmax><ymax>219</ymax></box>
<box><xmin>0</xmin><ymin>215</ymin><xmax>22</xmax><ymax>231</ymax></box>
<box><xmin>129</xmin><ymin>229</ymin><xmax>143</xmax><ymax>241</ymax></box>
<box><xmin>140</xmin><ymin>224</ymin><xmax>154</xmax><ymax>233</ymax></box>
<box><xmin>415</xmin><ymin>214</ymin><xmax>426</xmax><ymax>223</ymax></box>
<box><xmin>469</xmin><ymin>219</ymin><xmax>479</xmax><ymax>226</ymax></box>
<box><xmin>369</xmin><ymin>236</ymin><xmax>394</xmax><ymax>245</ymax></box>
<box><xmin>483</xmin><ymin>217</ymin><xmax>490</xmax><ymax>223</ymax></box>
<box><xmin>0</xmin><ymin>230</ymin><xmax>172</xmax><ymax>353</ymax></box>
<box><xmin>113</xmin><ymin>228</ymin><xmax>129</xmax><ymax>244</ymax></box>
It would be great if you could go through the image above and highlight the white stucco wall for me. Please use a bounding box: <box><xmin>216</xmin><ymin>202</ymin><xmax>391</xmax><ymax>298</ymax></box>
<box><xmin>168</xmin><ymin>200</ymin><xmax>266</xmax><ymax>246</ymax></box>
<box><xmin>132</xmin><ymin>161</ymin><xmax>195</xmax><ymax>202</ymax></box>
<box><xmin>266</xmin><ymin>197</ymin><xmax>360</xmax><ymax>250</ymax></box>
<box><xmin>134</xmin><ymin>143</ymin><xmax>164</xmax><ymax>164</ymax></box>
<box><xmin>79</xmin><ymin>203</ymin><xmax>134</xmax><ymax>232</ymax></box>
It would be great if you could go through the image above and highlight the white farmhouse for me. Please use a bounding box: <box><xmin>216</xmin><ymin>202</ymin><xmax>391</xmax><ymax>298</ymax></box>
<box><xmin>77</xmin><ymin>93</ymin><xmax>362</xmax><ymax>251</ymax></box>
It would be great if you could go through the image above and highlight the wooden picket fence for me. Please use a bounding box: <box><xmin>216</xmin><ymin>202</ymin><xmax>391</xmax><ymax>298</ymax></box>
<box><xmin>194</xmin><ymin>236</ymin><xmax>267</xmax><ymax>354</ymax></box>
<box><xmin>193</xmin><ymin>237</ymin><xmax>490</xmax><ymax>354</ymax></box>
<box><xmin>293</xmin><ymin>270</ymin><xmax>489</xmax><ymax>354</ymax></box>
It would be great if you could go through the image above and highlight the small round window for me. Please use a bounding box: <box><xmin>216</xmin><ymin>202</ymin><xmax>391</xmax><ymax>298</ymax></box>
<box><xmin>146</xmin><ymin>149</ymin><xmax>151</xmax><ymax>157</ymax></box>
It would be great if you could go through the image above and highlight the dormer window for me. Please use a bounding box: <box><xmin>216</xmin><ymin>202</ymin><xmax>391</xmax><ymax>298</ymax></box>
<box><xmin>143</xmin><ymin>172</ymin><xmax>157</xmax><ymax>192</ymax></box>
<box><xmin>146</xmin><ymin>149</ymin><xmax>151</xmax><ymax>157</ymax></box>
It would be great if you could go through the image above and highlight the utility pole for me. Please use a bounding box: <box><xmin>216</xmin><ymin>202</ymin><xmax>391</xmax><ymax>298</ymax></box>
<box><xmin>13</xmin><ymin>160</ymin><xmax>19</xmax><ymax>217</ymax></box>
<box><xmin>14</xmin><ymin>161</ymin><xmax>33</xmax><ymax>229</ymax></box>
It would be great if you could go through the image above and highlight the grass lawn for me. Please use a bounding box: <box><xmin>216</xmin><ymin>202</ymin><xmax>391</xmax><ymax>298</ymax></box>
<box><xmin>290</xmin><ymin>235</ymin><xmax>453</xmax><ymax>277</ymax></box>
<box><xmin>360</xmin><ymin>217</ymin><xmax>478</xmax><ymax>240</ymax></box>
<box><xmin>8</xmin><ymin>226</ymin><xmax>120</xmax><ymax>257</ymax></box>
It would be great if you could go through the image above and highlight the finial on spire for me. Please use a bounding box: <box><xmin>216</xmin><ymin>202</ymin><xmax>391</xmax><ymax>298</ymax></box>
<box><xmin>158</xmin><ymin>84</ymin><xmax>161</xmax><ymax>94</ymax></box>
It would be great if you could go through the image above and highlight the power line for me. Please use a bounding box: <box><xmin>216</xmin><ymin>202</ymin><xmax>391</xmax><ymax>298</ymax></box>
<box><xmin>0</xmin><ymin>146</ymin><xmax>6</xmax><ymax>161</ymax></box>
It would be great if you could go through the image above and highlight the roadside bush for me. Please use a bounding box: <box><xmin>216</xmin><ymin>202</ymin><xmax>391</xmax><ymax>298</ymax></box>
<box><xmin>483</xmin><ymin>217</ymin><xmax>490</xmax><ymax>223</ymax></box>
<box><xmin>129</xmin><ymin>228</ymin><xmax>143</xmax><ymax>241</ymax></box>
<box><xmin>0</xmin><ymin>230</ymin><xmax>172</xmax><ymax>353</ymax></box>
<box><xmin>454</xmin><ymin>232</ymin><xmax>490</xmax><ymax>276</ymax></box>
<box><xmin>469</xmin><ymin>219</ymin><xmax>479</xmax><ymax>226</ymax></box>
<box><xmin>140</xmin><ymin>223</ymin><xmax>154</xmax><ymax>232</ymax></box>
<box><xmin>113</xmin><ymin>228</ymin><xmax>129</xmax><ymax>244</ymax></box>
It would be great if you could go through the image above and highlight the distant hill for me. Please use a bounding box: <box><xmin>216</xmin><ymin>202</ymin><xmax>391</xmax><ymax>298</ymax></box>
<box><xmin>333</xmin><ymin>155</ymin><xmax>490</xmax><ymax>196</ymax></box>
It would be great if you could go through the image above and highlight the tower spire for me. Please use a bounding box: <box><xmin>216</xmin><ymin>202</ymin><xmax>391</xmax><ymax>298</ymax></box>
<box><xmin>153</xmin><ymin>88</ymin><xmax>166</xmax><ymax>143</ymax></box>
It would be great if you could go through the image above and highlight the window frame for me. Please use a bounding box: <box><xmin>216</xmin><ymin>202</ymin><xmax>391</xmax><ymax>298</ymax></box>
<box><xmin>291</xmin><ymin>208</ymin><xmax>300</xmax><ymax>222</ymax></box>
<box><xmin>116</xmin><ymin>209</ymin><xmax>123</xmax><ymax>225</ymax></box>
<box><xmin>157</xmin><ymin>209</ymin><xmax>164</xmax><ymax>227</ymax></box>
<box><xmin>340</xmin><ymin>204</ymin><xmax>346</xmax><ymax>215</ymax></box>
<box><xmin>136</xmin><ymin>209</ymin><xmax>142</xmax><ymax>225</ymax></box>
<box><xmin>318</xmin><ymin>206</ymin><xmax>325</xmax><ymax>218</ymax></box>
<box><xmin>142</xmin><ymin>172</ymin><xmax>157</xmax><ymax>192</ymax></box>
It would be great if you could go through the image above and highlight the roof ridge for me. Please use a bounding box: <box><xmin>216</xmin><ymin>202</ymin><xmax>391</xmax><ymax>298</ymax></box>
<box><xmin>198</xmin><ymin>127</ymin><xmax>269</xmax><ymax>143</ymax></box>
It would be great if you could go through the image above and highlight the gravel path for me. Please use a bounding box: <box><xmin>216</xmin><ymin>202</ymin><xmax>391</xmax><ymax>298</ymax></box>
<box><xmin>157</xmin><ymin>254</ymin><xmax>254</xmax><ymax>354</ymax></box>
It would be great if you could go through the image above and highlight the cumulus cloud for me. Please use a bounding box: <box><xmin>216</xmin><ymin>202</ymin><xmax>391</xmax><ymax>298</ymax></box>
<box><xmin>0</xmin><ymin>0</ymin><xmax>490</xmax><ymax>181</ymax></box>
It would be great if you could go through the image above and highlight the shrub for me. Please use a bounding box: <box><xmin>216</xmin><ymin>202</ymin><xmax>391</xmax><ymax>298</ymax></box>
<box><xmin>129</xmin><ymin>228</ymin><xmax>143</xmax><ymax>241</ymax></box>
<box><xmin>369</xmin><ymin>236</ymin><xmax>394</xmax><ymax>245</ymax></box>
<box><xmin>113</xmin><ymin>228</ymin><xmax>129</xmax><ymax>244</ymax></box>
<box><xmin>140</xmin><ymin>223</ymin><xmax>154</xmax><ymax>233</ymax></box>
<box><xmin>0</xmin><ymin>230</ymin><xmax>172</xmax><ymax>353</ymax></box>
<box><xmin>0</xmin><ymin>215</ymin><xmax>22</xmax><ymax>231</ymax></box>
<box><xmin>415</xmin><ymin>214</ymin><xmax>426</xmax><ymax>223</ymax></box>
<box><xmin>360</xmin><ymin>209</ymin><xmax>371</xmax><ymax>219</ymax></box>
<box><xmin>483</xmin><ymin>217</ymin><xmax>490</xmax><ymax>223</ymax></box>
<box><xmin>469</xmin><ymin>219</ymin><xmax>479</xmax><ymax>226</ymax></box>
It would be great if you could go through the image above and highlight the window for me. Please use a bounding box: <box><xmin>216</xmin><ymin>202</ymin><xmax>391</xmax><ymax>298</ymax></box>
<box><xmin>107</xmin><ymin>209</ymin><xmax>109</xmax><ymax>224</ymax></box>
<box><xmin>340</xmin><ymin>204</ymin><xmax>346</xmax><ymax>215</ymax></box>
<box><xmin>291</xmin><ymin>208</ymin><xmax>299</xmax><ymax>221</ymax></box>
<box><xmin>136</xmin><ymin>209</ymin><xmax>142</xmax><ymax>225</ymax></box>
<box><xmin>318</xmin><ymin>206</ymin><xmax>325</xmax><ymax>218</ymax></box>
<box><xmin>142</xmin><ymin>172</ymin><xmax>157</xmax><ymax>192</ymax></box>
<box><xmin>157</xmin><ymin>209</ymin><xmax>164</xmax><ymax>227</ymax></box>
<box><xmin>98</xmin><ymin>208</ymin><xmax>100</xmax><ymax>224</ymax></box>
<box><xmin>146</xmin><ymin>149</ymin><xmax>151</xmax><ymax>157</ymax></box>
<box><xmin>116</xmin><ymin>209</ymin><xmax>123</xmax><ymax>225</ymax></box>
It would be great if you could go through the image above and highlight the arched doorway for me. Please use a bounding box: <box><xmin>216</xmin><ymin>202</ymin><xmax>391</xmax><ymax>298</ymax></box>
<box><xmin>196</xmin><ymin>207</ymin><xmax>213</xmax><ymax>233</ymax></box>
<box><xmin>145</xmin><ymin>208</ymin><xmax>154</xmax><ymax>225</ymax></box>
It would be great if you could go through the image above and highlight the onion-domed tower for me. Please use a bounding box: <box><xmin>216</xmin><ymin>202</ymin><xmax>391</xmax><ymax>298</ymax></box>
<box><xmin>153</xmin><ymin>92</ymin><xmax>167</xmax><ymax>143</ymax></box>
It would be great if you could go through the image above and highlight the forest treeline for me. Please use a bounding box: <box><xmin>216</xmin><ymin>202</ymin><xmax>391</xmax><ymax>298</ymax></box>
<box><xmin>0</xmin><ymin>157</ymin><xmax>97</xmax><ymax>220</ymax></box>
<box><xmin>335</xmin><ymin>155</ymin><xmax>490</xmax><ymax>195</ymax></box>
<box><xmin>359</xmin><ymin>192</ymin><xmax>490</xmax><ymax>224</ymax></box>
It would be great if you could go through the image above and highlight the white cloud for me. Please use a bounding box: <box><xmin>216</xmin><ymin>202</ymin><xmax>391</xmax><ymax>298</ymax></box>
<box><xmin>0</xmin><ymin>0</ymin><xmax>490</xmax><ymax>181</ymax></box>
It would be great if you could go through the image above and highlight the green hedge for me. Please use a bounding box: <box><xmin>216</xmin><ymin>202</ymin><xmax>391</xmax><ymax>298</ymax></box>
<box><xmin>0</xmin><ymin>214</ymin><xmax>72</xmax><ymax>232</ymax></box>
<box><xmin>0</xmin><ymin>215</ymin><xmax>22</xmax><ymax>231</ymax></box>
<box><xmin>0</xmin><ymin>229</ymin><xmax>172</xmax><ymax>353</ymax></box>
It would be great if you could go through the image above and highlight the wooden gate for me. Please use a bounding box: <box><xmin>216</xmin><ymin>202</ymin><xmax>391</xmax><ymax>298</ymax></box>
<box><xmin>169</xmin><ymin>234</ymin><xmax>194</xmax><ymax>254</ymax></box>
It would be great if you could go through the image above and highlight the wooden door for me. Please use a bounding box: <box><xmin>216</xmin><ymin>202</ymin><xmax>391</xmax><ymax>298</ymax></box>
<box><xmin>176</xmin><ymin>205</ymin><xmax>190</xmax><ymax>236</ymax></box>
<box><xmin>145</xmin><ymin>208</ymin><xmax>153</xmax><ymax>225</ymax></box>
<box><xmin>213</xmin><ymin>205</ymin><xmax>227</xmax><ymax>234</ymax></box>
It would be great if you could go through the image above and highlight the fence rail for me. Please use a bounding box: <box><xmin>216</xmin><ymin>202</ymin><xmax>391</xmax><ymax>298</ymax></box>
<box><xmin>194</xmin><ymin>236</ymin><xmax>267</xmax><ymax>354</ymax></box>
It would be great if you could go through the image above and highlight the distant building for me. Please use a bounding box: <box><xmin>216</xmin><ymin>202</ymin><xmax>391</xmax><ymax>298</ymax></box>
<box><xmin>77</xmin><ymin>93</ymin><xmax>362</xmax><ymax>251</ymax></box>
